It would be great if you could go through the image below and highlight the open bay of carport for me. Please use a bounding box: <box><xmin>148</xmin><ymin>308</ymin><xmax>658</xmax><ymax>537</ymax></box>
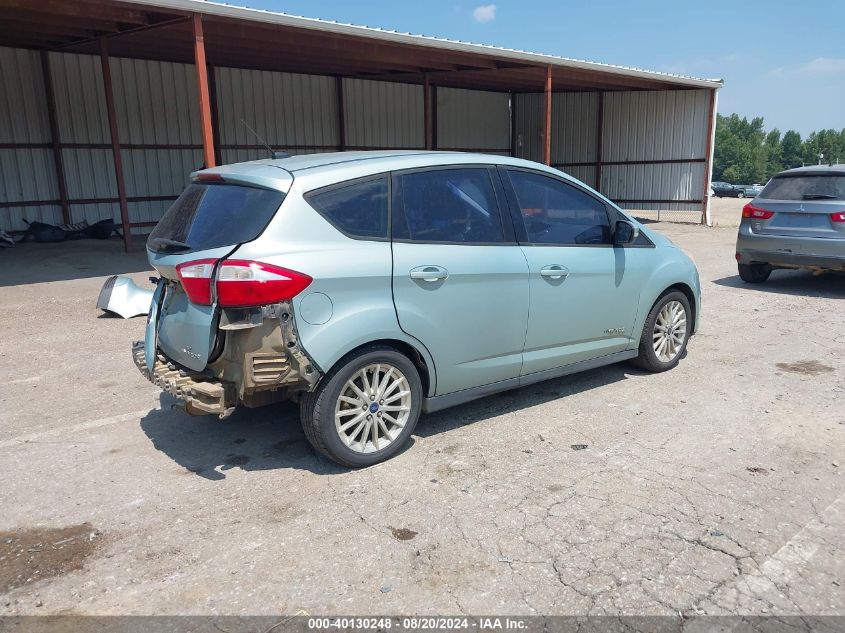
<box><xmin>0</xmin><ymin>224</ymin><xmax>842</xmax><ymax>616</ymax></box>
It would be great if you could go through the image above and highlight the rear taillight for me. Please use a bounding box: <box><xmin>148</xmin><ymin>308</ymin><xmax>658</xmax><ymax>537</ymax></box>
<box><xmin>216</xmin><ymin>260</ymin><xmax>312</xmax><ymax>307</ymax></box>
<box><xmin>830</xmin><ymin>212</ymin><xmax>845</xmax><ymax>223</ymax></box>
<box><xmin>742</xmin><ymin>203</ymin><xmax>774</xmax><ymax>219</ymax></box>
<box><xmin>176</xmin><ymin>259</ymin><xmax>312</xmax><ymax>307</ymax></box>
<box><xmin>176</xmin><ymin>259</ymin><xmax>217</xmax><ymax>305</ymax></box>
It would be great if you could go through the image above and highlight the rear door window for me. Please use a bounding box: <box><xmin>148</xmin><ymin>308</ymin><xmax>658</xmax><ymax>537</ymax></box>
<box><xmin>394</xmin><ymin>168</ymin><xmax>506</xmax><ymax>243</ymax></box>
<box><xmin>760</xmin><ymin>174</ymin><xmax>845</xmax><ymax>200</ymax></box>
<box><xmin>306</xmin><ymin>175</ymin><xmax>389</xmax><ymax>239</ymax></box>
<box><xmin>148</xmin><ymin>183</ymin><xmax>284</xmax><ymax>253</ymax></box>
<box><xmin>506</xmin><ymin>169</ymin><xmax>612</xmax><ymax>245</ymax></box>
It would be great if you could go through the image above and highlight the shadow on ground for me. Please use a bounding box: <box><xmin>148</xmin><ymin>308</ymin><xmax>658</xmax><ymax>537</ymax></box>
<box><xmin>0</xmin><ymin>238</ymin><xmax>150</xmax><ymax>287</ymax></box>
<box><xmin>140</xmin><ymin>362</ymin><xmax>635</xmax><ymax>478</ymax></box>
<box><xmin>713</xmin><ymin>269</ymin><xmax>845</xmax><ymax>299</ymax></box>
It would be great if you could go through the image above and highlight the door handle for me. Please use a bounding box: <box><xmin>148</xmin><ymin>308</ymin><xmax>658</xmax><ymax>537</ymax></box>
<box><xmin>410</xmin><ymin>266</ymin><xmax>449</xmax><ymax>282</ymax></box>
<box><xmin>540</xmin><ymin>265</ymin><xmax>569</xmax><ymax>280</ymax></box>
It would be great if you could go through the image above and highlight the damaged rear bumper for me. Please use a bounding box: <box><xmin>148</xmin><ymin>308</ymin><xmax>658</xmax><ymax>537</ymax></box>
<box><xmin>132</xmin><ymin>341</ymin><xmax>236</xmax><ymax>417</ymax></box>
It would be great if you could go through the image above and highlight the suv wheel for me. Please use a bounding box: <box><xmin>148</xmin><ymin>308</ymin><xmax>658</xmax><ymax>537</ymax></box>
<box><xmin>631</xmin><ymin>291</ymin><xmax>691</xmax><ymax>373</ymax></box>
<box><xmin>299</xmin><ymin>346</ymin><xmax>422</xmax><ymax>467</ymax></box>
<box><xmin>738</xmin><ymin>263</ymin><xmax>771</xmax><ymax>283</ymax></box>
<box><xmin>736</xmin><ymin>191</ymin><xmax>745</xmax><ymax>198</ymax></box>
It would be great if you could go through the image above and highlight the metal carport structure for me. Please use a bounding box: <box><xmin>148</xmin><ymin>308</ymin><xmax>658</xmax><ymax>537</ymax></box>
<box><xmin>0</xmin><ymin>0</ymin><xmax>722</xmax><ymax>251</ymax></box>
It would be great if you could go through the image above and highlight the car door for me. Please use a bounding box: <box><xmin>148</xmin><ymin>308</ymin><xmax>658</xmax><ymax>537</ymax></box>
<box><xmin>391</xmin><ymin>166</ymin><xmax>529</xmax><ymax>395</ymax></box>
<box><xmin>500</xmin><ymin>167</ymin><xmax>644</xmax><ymax>376</ymax></box>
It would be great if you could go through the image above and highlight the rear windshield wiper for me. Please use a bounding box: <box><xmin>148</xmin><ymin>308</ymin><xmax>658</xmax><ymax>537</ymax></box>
<box><xmin>802</xmin><ymin>193</ymin><xmax>838</xmax><ymax>200</ymax></box>
<box><xmin>148</xmin><ymin>237</ymin><xmax>192</xmax><ymax>252</ymax></box>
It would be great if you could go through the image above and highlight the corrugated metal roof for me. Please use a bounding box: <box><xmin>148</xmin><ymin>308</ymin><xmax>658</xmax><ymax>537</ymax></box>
<box><xmin>120</xmin><ymin>0</ymin><xmax>723</xmax><ymax>89</ymax></box>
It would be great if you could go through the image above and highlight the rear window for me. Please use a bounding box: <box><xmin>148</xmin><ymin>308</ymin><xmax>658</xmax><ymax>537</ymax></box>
<box><xmin>760</xmin><ymin>174</ymin><xmax>845</xmax><ymax>201</ymax></box>
<box><xmin>148</xmin><ymin>183</ymin><xmax>284</xmax><ymax>253</ymax></box>
<box><xmin>305</xmin><ymin>176</ymin><xmax>389</xmax><ymax>239</ymax></box>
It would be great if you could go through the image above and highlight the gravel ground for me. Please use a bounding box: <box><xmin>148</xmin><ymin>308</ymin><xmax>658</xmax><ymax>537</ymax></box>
<box><xmin>708</xmin><ymin>197</ymin><xmax>748</xmax><ymax>228</ymax></box>
<box><xmin>0</xmin><ymin>224</ymin><xmax>843</xmax><ymax>617</ymax></box>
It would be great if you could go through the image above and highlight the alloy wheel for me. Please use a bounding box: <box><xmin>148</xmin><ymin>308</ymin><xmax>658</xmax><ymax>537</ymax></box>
<box><xmin>652</xmin><ymin>300</ymin><xmax>688</xmax><ymax>363</ymax></box>
<box><xmin>334</xmin><ymin>363</ymin><xmax>412</xmax><ymax>454</ymax></box>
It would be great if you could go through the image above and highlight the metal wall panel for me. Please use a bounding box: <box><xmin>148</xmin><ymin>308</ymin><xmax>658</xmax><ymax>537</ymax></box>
<box><xmin>602</xmin><ymin>89</ymin><xmax>710</xmax><ymax>161</ymax></box>
<box><xmin>61</xmin><ymin>148</ymin><xmax>116</xmax><ymax>199</ymax></box>
<box><xmin>0</xmin><ymin>47</ymin><xmax>59</xmax><ymax>230</ymax></box>
<box><xmin>436</xmin><ymin>87</ymin><xmax>509</xmax><ymax>151</ymax></box>
<box><xmin>216</xmin><ymin>67</ymin><xmax>339</xmax><ymax>150</ymax></box>
<box><xmin>514</xmin><ymin>88</ymin><xmax>709</xmax><ymax>217</ymax></box>
<box><xmin>112</xmin><ymin>58</ymin><xmax>204</xmax><ymax>228</ymax></box>
<box><xmin>602</xmin><ymin>163</ymin><xmax>704</xmax><ymax>204</ymax></box>
<box><xmin>0</xmin><ymin>149</ymin><xmax>57</xmax><ymax>203</ymax></box>
<box><xmin>121</xmin><ymin>148</ymin><xmax>199</xmax><ymax>197</ymax></box>
<box><xmin>343</xmin><ymin>78</ymin><xmax>423</xmax><ymax>149</ymax></box>
<box><xmin>128</xmin><ymin>199</ymin><xmax>172</xmax><ymax>230</ymax></box>
<box><xmin>551</xmin><ymin>92</ymin><xmax>598</xmax><ymax>166</ymax></box>
<box><xmin>514</xmin><ymin>92</ymin><xmax>598</xmax><ymax>166</ymax></box>
<box><xmin>49</xmin><ymin>52</ymin><xmax>110</xmax><ymax>144</ymax></box>
<box><xmin>48</xmin><ymin>52</ymin><xmax>119</xmax><ymax>227</ymax></box>
<box><xmin>0</xmin><ymin>47</ymin><xmax>51</xmax><ymax>143</ymax></box>
<box><xmin>112</xmin><ymin>57</ymin><xmax>201</xmax><ymax>145</ymax></box>
<box><xmin>557</xmin><ymin>165</ymin><xmax>597</xmax><ymax>187</ymax></box>
<box><xmin>513</xmin><ymin>93</ymin><xmax>542</xmax><ymax>162</ymax></box>
<box><xmin>48</xmin><ymin>53</ymin><xmax>208</xmax><ymax>230</ymax></box>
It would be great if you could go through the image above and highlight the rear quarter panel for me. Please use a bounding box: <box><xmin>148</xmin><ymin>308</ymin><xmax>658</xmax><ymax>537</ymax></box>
<box><xmin>229</xmin><ymin>182</ymin><xmax>439</xmax><ymax>395</ymax></box>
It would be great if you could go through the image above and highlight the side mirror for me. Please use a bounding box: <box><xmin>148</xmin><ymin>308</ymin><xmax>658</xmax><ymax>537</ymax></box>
<box><xmin>613</xmin><ymin>220</ymin><xmax>640</xmax><ymax>245</ymax></box>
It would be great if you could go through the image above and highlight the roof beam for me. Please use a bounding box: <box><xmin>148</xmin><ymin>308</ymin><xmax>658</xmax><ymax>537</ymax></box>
<box><xmin>49</xmin><ymin>15</ymin><xmax>190</xmax><ymax>51</ymax></box>
<box><xmin>202</xmin><ymin>17</ymin><xmax>502</xmax><ymax>71</ymax></box>
<box><xmin>1</xmin><ymin>9</ymin><xmax>122</xmax><ymax>33</ymax></box>
<box><xmin>1</xmin><ymin>19</ymin><xmax>108</xmax><ymax>40</ymax></box>
<box><xmin>3</xmin><ymin>0</ymin><xmax>155</xmax><ymax>25</ymax></box>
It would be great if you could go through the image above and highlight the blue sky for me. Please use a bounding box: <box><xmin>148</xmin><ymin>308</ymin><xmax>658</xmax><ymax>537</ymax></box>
<box><xmin>236</xmin><ymin>0</ymin><xmax>844</xmax><ymax>138</ymax></box>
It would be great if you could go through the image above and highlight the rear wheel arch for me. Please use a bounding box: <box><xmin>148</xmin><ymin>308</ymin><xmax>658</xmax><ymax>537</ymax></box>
<box><xmin>320</xmin><ymin>338</ymin><xmax>433</xmax><ymax>397</ymax></box>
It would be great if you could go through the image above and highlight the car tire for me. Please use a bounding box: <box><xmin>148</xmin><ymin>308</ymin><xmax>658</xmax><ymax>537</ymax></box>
<box><xmin>299</xmin><ymin>345</ymin><xmax>423</xmax><ymax>468</ymax></box>
<box><xmin>737</xmin><ymin>191</ymin><xmax>745</xmax><ymax>198</ymax></box>
<box><xmin>630</xmin><ymin>290</ymin><xmax>692</xmax><ymax>373</ymax></box>
<box><xmin>738</xmin><ymin>262</ymin><xmax>771</xmax><ymax>283</ymax></box>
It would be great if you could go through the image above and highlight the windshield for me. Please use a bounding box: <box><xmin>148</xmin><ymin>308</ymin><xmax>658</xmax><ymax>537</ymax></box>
<box><xmin>148</xmin><ymin>183</ymin><xmax>284</xmax><ymax>253</ymax></box>
<box><xmin>759</xmin><ymin>174</ymin><xmax>845</xmax><ymax>201</ymax></box>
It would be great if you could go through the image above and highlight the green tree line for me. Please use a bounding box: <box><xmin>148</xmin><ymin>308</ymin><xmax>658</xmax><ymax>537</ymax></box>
<box><xmin>713</xmin><ymin>113</ymin><xmax>845</xmax><ymax>184</ymax></box>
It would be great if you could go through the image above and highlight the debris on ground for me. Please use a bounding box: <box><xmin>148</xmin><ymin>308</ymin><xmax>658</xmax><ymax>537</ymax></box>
<box><xmin>388</xmin><ymin>527</ymin><xmax>417</xmax><ymax>541</ymax></box>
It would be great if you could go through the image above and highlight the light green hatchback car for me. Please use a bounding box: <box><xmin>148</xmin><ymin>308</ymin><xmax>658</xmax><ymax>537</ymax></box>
<box><xmin>133</xmin><ymin>151</ymin><xmax>701</xmax><ymax>467</ymax></box>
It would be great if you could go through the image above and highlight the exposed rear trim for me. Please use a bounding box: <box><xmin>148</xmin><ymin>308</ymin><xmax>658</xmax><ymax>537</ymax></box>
<box><xmin>132</xmin><ymin>341</ymin><xmax>236</xmax><ymax>416</ymax></box>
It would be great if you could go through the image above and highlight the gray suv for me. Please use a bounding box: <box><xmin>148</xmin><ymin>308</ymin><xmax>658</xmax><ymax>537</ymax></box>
<box><xmin>735</xmin><ymin>165</ymin><xmax>845</xmax><ymax>282</ymax></box>
<box><xmin>134</xmin><ymin>151</ymin><xmax>701</xmax><ymax>467</ymax></box>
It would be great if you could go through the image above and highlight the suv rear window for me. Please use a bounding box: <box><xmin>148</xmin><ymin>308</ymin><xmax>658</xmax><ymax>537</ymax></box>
<box><xmin>305</xmin><ymin>176</ymin><xmax>389</xmax><ymax>239</ymax></box>
<box><xmin>148</xmin><ymin>183</ymin><xmax>284</xmax><ymax>253</ymax></box>
<box><xmin>760</xmin><ymin>174</ymin><xmax>845</xmax><ymax>201</ymax></box>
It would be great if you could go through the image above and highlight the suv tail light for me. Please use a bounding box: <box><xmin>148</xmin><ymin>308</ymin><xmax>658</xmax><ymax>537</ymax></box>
<box><xmin>742</xmin><ymin>203</ymin><xmax>774</xmax><ymax>219</ymax></box>
<box><xmin>176</xmin><ymin>259</ymin><xmax>217</xmax><ymax>305</ymax></box>
<box><xmin>176</xmin><ymin>259</ymin><xmax>312</xmax><ymax>307</ymax></box>
<box><xmin>216</xmin><ymin>260</ymin><xmax>311</xmax><ymax>307</ymax></box>
<box><xmin>830</xmin><ymin>212</ymin><xmax>845</xmax><ymax>223</ymax></box>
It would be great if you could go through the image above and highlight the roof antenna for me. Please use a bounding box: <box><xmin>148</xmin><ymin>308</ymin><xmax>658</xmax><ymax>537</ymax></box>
<box><xmin>240</xmin><ymin>119</ymin><xmax>290</xmax><ymax>160</ymax></box>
